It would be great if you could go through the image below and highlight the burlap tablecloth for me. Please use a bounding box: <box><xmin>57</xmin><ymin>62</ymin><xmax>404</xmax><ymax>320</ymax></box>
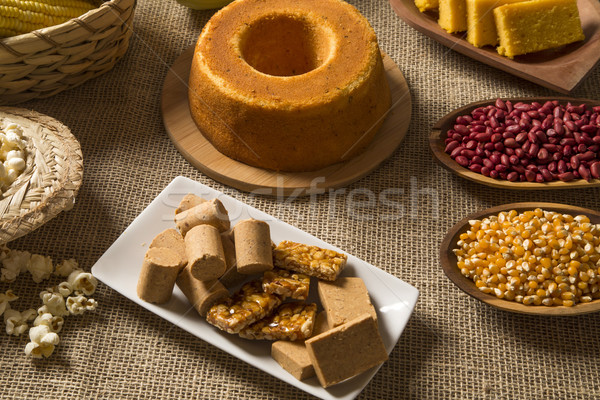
<box><xmin>2</xmin><ymin>0</ymin><xmax>599</xmax><ymax>398</ymax></box>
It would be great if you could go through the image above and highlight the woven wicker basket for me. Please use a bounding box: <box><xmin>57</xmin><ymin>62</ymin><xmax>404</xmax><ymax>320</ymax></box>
<box><xmin>0</xmin><ymin>0</ymin><xmax>136</xmax><ymax>105</ymax></box>
<box><xmin>0</xmin><ymin>107</ymin><xmax>84</xmax><ymax>245</ymax></box>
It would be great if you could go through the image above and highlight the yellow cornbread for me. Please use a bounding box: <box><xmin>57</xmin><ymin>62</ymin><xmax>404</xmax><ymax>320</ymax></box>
<box><xmin>415</xmin><ymin>0</ymin><xmax>439</xmax><ymax>12</ymax></box>
<box><xmin>466</xmin><ymin>0</ymin><xmax>525</xmax><ymax>47</ymax></box>
<box><xmin>494</xmin><ymin>0</ymin><xmax>585</xmax><ymax>58</ymax></box>
<box><xmin>439</xmin><ymin>0</ymin><xmax>468</xmax><ymax>33</ymax></box>
<box><xmin>188</xmin><ymin>0</ymin><xmax>392</xmax><ymax>172</ymax></box>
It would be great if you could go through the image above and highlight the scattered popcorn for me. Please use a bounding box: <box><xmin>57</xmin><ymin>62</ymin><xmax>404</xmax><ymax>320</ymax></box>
<box><xmin>67</xmin><ymin>270</ymin><xmax>97</xmax><ymax>296</ymax></box>
<box><xmin>24</xmin><ymin>325</ymin><xmax>60</xmax><ymax>358</ymax></box>
<box><xmin>39</xmin><ymin>290</ymin><xmax>68</xmax><ymax>317</ymax></box>
<box><xmin>56</xmin><ymin>282</ymin><xmax>73</xmax><ymax>298</ymax></box>
<box><xmin>1</xmin><ymin>250</ymin><xmax>31</xmax><ymax>283</ymax></box>
<box><xmin>33</xmin><ymin>311</ymin><xmax>64</xmax><ymax>333</ymax></box>
<box><xmin>4</xmin><ymin>308</ymin><xmax>36</xmax><ymax>336</ymax></box>
<box><xmin>0</xmin><ymin>289</ymin><xmax>18</xmax><ymax>317</ymax></box>
<box><xmin>54</xmin><ymin>258</ymin><xmax>78</xmax><ymax>277</ymax></box>
<box><xmin>28</xmin><ymin>254</ymin><xmax>53</xmax><ymax>283</ymax></box>
<box><xmin>66</xmin><ymin>295</ymin><xmax>97</xmax><ymax>315</ymax></box>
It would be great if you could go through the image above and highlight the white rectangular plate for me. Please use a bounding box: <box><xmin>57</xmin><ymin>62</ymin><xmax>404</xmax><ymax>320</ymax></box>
<box><xmin>91</xmin><ymin>176</ymin><xmax>419</xmax><ymax>400</ymax></box>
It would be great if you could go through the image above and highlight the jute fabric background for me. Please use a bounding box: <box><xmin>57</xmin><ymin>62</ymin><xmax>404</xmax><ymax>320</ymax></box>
<box><xmin>1</xmin><ymin>0</ymin><xmax>599</xmax><ymax>398</ymax></box>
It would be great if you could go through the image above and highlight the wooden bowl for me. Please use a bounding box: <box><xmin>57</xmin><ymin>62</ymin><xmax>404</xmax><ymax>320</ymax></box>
<box><xmin>388</xmin><ymin>0</ymin><xmax>600</xmax><ymax>93</ymax></box>
<box><xmin>440</xmin><ymin>202</ymin><xmax>600</xmax><ymax>316</ymax></box>
<box><xmin>430</xmin><ymin>97</ymin><xmax>600</xmax><ymax>190</ymax></box>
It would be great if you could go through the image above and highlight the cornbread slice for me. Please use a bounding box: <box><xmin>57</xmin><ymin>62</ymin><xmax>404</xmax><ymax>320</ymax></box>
<box><xmin>415</xmin><ymin>0</ymin><xmax>439</xmax><ymax>12</ymax></box>
<box><xmin>439</xmin><ymin>0</ymin><xmax>468</xmax><ymax>33</ymax></box>
<box><xmin>466</xmin><ymin>0</ymin><xmax>525</xmax><ymax>47</ymax></box>
<box><xmin>271</xmin><ymin>311</ymin><xmax>330</xmax><ymax>380</ymax></box>
<box><xmin>318</xmin><ymin>277</ymin><xmax>377</xmax><ymax>327</ymax></box>
<box><xmin>305</xmin><ymin>314</ymin><xmax>388</xmax><ymax>388</ymax></box>
<box><xmin>494</xmin><ymin>0</ymin><xmax>585</xmax><ymax>58</ymax></box>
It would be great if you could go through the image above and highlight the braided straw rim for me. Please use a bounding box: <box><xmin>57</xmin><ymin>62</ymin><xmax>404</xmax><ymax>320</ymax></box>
<box><xmin>0</xmin><ymin>107</ymin><xmax>83</xmax><ymax>245</ymax></box>
<box><xmin>0</xmin><ymin>0</ymin><xmax>136</xmax><ymax>104</ymax></box>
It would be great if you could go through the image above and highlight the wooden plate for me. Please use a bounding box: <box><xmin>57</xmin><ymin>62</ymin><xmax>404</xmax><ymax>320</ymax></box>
<box><xmin>430</xmin><ymin>97</ymin><xmax>600</xmax><ymax>190</ymax></box>
<box><xmin>388</xmin><ymin>0</ymin><xmax>600</xmax><ymax>93</ymax></box>
<box><xmin>161</xmin><ymin>45</ymin><xmax>411</xmax><ymax>196</ymax></box>
<box><xmin>441</xmin><ymin>202</ymin><xmax>600</xmax><ymax>316</ymax></box>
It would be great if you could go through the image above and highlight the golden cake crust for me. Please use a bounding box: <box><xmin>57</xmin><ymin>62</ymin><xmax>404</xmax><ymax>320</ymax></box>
<box><xmin>188</xmin><ymin>0</ymin><xmax>391</xmax><ymax>172</ymax></box>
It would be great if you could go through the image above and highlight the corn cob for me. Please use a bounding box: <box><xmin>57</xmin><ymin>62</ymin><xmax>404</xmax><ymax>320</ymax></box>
<box><xmin>0</xmin><ymin>0</ymin><xmax>96</xmax><ymax>38</ymax></box>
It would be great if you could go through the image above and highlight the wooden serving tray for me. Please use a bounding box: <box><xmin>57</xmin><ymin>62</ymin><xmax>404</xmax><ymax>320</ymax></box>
<box><xmin>389</xmin><ymin>0</ymin><xmax>600</xmax><ymax>93</ymax></box>
<box><xmin>441</xmin><ymin>202</ymin><xmax>600</xmax><ymax>316</ymax></box>
<box><xmin>430</xmin><ymin>97</ymin><xmax>600</xmax><ymax>190</ymax></box>
<box><xmin>161</xmin><ymin>46</ymin><xmax>411</xmax><ymax>196</ymax></box>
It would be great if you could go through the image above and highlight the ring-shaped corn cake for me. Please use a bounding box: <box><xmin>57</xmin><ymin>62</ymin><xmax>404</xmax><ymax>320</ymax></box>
<box><xmin>188</xmin><ymin>0</ymin><xmax>392</xmax><ymax>172</ymax></box>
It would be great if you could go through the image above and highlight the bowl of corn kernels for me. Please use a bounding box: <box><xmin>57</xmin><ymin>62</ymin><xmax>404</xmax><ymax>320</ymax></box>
<box><xmin>441</xmin><ymin>202</ymin><xmax>600</xmax><ymax>315</ymax></box>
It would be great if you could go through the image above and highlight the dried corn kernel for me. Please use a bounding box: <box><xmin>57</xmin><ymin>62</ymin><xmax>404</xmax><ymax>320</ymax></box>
<box><xmin>454</xmin><ymin>208</ymin><xmax>600</xmax><ymax>307</ymax></box>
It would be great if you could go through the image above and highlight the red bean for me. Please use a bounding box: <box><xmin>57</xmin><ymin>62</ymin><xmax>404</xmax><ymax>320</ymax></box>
<box><xmin>490</xmin><ymin>170</ymin><xmax>499</xmax><ymax>179</ymax></box>
<box><xmin>472</xmin><ymin>125</ymin><xmax>486</xmax><ymax>133</ymax></box>
<box><xmin>558</xmin><ymin>172</ymin><xmax>575</xmax><ymax>182</ymax></box>
<box><xmin>542</xmin><ymin>143</ymin><xmax>558</xmax><ymax>152</ymax></box>
<box><xmin>525</xmin><ymin>170</ymin><xmax>536</xmax><ymax>181</ymax></box>
<box><xmin>515</xmin><ymin>148</ymin><xmax>526</xmax><ymax>158</ymax></box>
<box><xmin>504</xmin><ymin>138</ymin><xmax>518</xmax><ymax>148</ymax></box>
<box><xmin>578</xmin><ymin>144</ymin><xmax>588</xmax><ymax>153</ymax></box>
<box><xmin>558</xmin><ymin>160</ymin><xmax>567</xmax><ymax>174</ymax></box>
<box><xmin>579</xmin><ymin>165</ymin><xmax>591</xmax><ymax>181</ymax></box>
<box><xmin>451</xmin><ymin>146</ymin><xmax>464</xmax><ymax>158</ymax></box>
<box><xmin>475</xmin><ymin>146</ymin><xmax>486</xmax><ymax>157</ymax></box>
<box><xmin>491</xmin><ymin>133</ymin><xmax>503</xmax><ymax>143</ymax></box>
<box><xmin>515</xmin><ymin>103</ymin><xmax>531</xmax><ymax>112</ymax></box>
<box><xmin>469</xmin><ymin>164</ymin><xmax>483</xmax><ymax>173</ymax></box>
<box><xmin>484</xmin><ymin>142</ymin><xmax>495</xmax><ymax>151</ymax></box>
<box><xmin>548</xmin><ymin>161</ymin><xmax>557</xmax><ymax>172</ymax></box>
<box><xmin>528</xmin><ymin>143</ymin><xmax>540</xmax><ymax>157</ymax></box>
<box><xmin>527</xmin><ymin>131</ymin><xmax>538</xmax><ymax>143</ymax></box>
<box><xmin>536</xmin><ymin>173</ymin><xmax>545</xmax><ymax>183</ymax></box>
<box><xmin>481</xmin><ymin>166</ymin><xmax>491</xmax><ymax>177</ymax></box>
<box><xmin>461</xmin><ymin>149</ymin><xmax>476</xmax><ymax>158</ymax></box>
<box><xmin>590</xmin><ymin>162</ymin><xmax>600</xmax><ymax>179</ymax></box>
<box><xmin>495</xmin><ymin>142</ymin><xmax>505</xmax><ymax>151</ymax></box>
<box><xmin>466</xmin><ymin>140</ymin><xmax>477</xmax><ymax>150</ymax></box>
<box><xmin>535</xmin><ymin>130</ymin><xmax>548</xmax><ymax>143</ymax></box>
<box><xmin>560</xmin><ymin>138</ymin><xmax>576</xmax><ymax>146</ymax></box>
<box><xmin>536</xmin><ymin>147</ymin><xmax>549</xmax><ymax>161</ymax></box>
<box><xmin>541</xmin><ymin>116</ymin><xmax>553</xmax><ymax>130</ymax></box>
<box><xmin>522</xmin><ymin>141</ymin><xmax>531</xmax><ymax>153</ymax></box>
<box><xmin>472</xmin><ymin>156</ymin><xmax>483</xmax><ymax>165</ymax></box>
<box><xmin>495</xmin><ymin>98</ymin><xmax>506</xmax><ymax>110</ymax></box>
<box><xmin>455</xmin><ymin>124</ymin><xmax>469</xmax><ymax>135</ymax></box>
<box><xmin>495</xmin><ymin>164</ymin><xmax>508</xmax><ymax>172</ymax></box>
<box><xmin>489</xmin><ymin>153</ymin><xmax>501</xmax><ymax>165</ymax></box>
<box><xmin>579</xmin><ymin>151</ymin><xmax>596</xmax><ymax>162</ymax></box>
<box><xmin>445</xmin><ymin>141</ymin><xmax>460</xmax><ymax>153</ymax></box>
<box><xmin>509</xmin><ymin>155</ymin><xmax>520</xmax><ymax>165</ymax></box>
<box><xmin>546</xmin><ymin>128</ymin><xmax>558</xmax><ymax>137</ymax></box>
<box><xmin>505</xmin><ymin>148</ymin><xmax>515</xmax><ymax>156</ymax></box>
<box><xmin>589</xmin><ymin>145</ymin><xmax>600</xmax><ymax>152</ymax></box>
<box><xmin>540</xmin><ymin>169</ymin><xmax>553</xmax><ymax>182</ymax></box>
<box><xmin>571</xmin><ymin>155</ymin><xmax>580</xmax><ymax>169</ymax></box>
<box><xmin>574</xmin><ymin>131</ymin><xmax>583</xmax><ymax>144</ymax></box>
<box><xmin>501</xmin><ymin>154</ymin><xmax>510</xmax><ymax>166</ymax></box>
<box><xmin>505</xmin><ymin>124</ymin><xmax>521</xmax><ymax>134</ymax></box>
<box><xmin>552</xmin><ymin>152</ymin><xmax>562</xmax><ymax>161</ymax></box>
<box><xmin>507</xmin><ymin>172</ymin><xmax>519</xmax><ymax>182</ymax></box>
<box><xmin>455</xmin><ymin>156</ymin><xmax>469</xmax><ymax>167</ymax></box>
<box><xmin>581</xmin><ymin>125</ymin><xmax>598</xmax><ymax>134</ymax></box>
<box><xmin>483</xmin><ymin>159</ymin><xmax>494</xmax><ymax>169</ymax></box>
<box><xmin>554</xmin><ymin>121</ymin><xmax>564</xmax><ymax>135</ymax></box>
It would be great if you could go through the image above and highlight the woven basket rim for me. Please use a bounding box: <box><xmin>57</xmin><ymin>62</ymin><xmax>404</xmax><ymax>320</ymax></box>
<box><xmin>0</xmin><ymin>107</ymin><xmax>84</xmax><ymax>245</ymax></box>
<box><xmin>0</xmin><ymin>0</ymin><xmax>134</xmax><ymax>46</ymax></box>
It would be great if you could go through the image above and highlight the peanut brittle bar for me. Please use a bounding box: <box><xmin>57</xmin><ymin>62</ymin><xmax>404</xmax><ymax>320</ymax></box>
<box><xmin>262</xmin><ymin>269</ymin><xmax>310</xmax><ymax>300</ymax></box>
<box><xmin>206</xmin><ymin>280</ymin><xmax>281</xmax><ymax>334</ymax></box>
<box><xmin>239</xmin><ymin>302</ymin><xmax>317</xmax><ymax>341</ymax></box>
<box><xmin>273</xmin><ymin>241</ymin><xmax>347</xmax><ymax>281</ymax></box>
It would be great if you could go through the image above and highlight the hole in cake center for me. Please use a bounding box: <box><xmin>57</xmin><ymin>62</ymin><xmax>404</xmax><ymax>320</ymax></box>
<box><xmin>240</xmin><ymin>15</ymin><xmax>333</xmax><ymax>77</ymax></box>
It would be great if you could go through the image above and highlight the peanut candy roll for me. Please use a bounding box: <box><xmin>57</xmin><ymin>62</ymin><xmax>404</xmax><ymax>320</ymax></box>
<box><xmin>273</xmin><ymin>241</ymin><xmax>347</xmax><ymax>281</ymax></box>
<box><xmin>206</xmin><ymin>280</ymin><xmax>281</xmax><ymax>334</ymax></box>
<box><xmin>239</xmin><ymin>302</ymin><xmax>317</xmax><ymax>341</ymax></box>
<box><xmin>262</xmin><ymin>269</ymin><xmax>310</xmax><ymax>300</ymax></box>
